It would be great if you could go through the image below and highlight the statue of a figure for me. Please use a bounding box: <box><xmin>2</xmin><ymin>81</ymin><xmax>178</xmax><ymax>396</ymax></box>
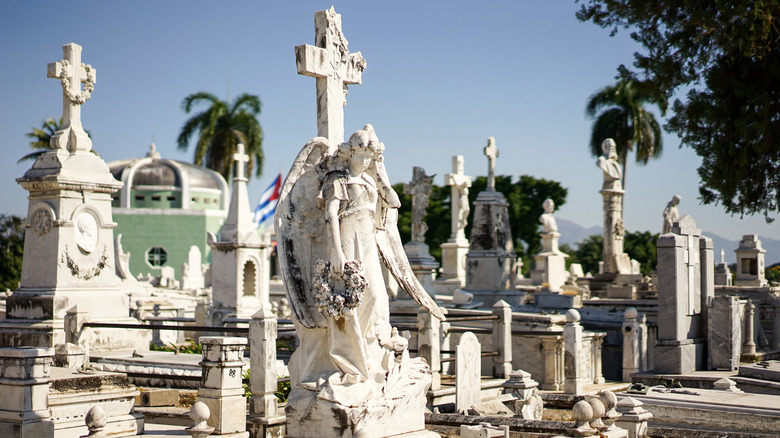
<box><xmin>539</xmin><ymin>198</ymin><xmax>558</xmax><ymax>233</ymax></box>
<box><xmin>662</xmin><ymin>195</ymin><xmax>681</xmax><ymax>234</ymax></box>
<box><xmin>596</xmin><ymin>138</ymin><xmax>622</xmax><ymax>191</ymax></box>
<box><xmin>404</xmin><ymin>167</ymin><xmax>435</xmax><ymax>244</ymax></box>
<box><xmin>275</xmin><ymin>125</ymin><xmax>445</xmax><ymax>412</ymax></box>
<box><xmin>456</xmin><ymin>184</ymin><xmax>470</xmax><ymax>232</ymax></box>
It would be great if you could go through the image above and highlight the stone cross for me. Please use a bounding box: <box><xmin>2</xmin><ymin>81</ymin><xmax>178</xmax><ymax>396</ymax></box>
<box><xmin>233</xmin><ymin>143</ymin><xmax>249</xmax><ymax>181</ymax></box>
<box><xmin>721</xmin><ymin>248</ymin><xmax>725</xmax><ymax>264</ymax></box>
<box><xmin>483</xmin><ymin>137</ymin><xmax>498</xmax><ymax>191</ymax></box>
<box><xmin>403</xmin><ymin>167</ymin><xmax>434</xmax><ymax>244</ymax></box>
<box><xmin>446</xmin><ymin>155</ymin><xmax>472</xmax><ymax>240</ymax></box>
<box><xmin>47</xmin><ymin>43</ymin><xmax>96</xmax><ymax>152</ymax></box>
<box><xmin>295</xmin><ymin>7</ymin><xmax>366</xmax><ymax>146</ymax></box>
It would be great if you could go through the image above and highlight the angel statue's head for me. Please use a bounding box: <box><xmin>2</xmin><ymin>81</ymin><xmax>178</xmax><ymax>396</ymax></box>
<box><xmin>336</xmin><ymin>128</ymin><xmax>382</xmax><ymax>174</ymax></box>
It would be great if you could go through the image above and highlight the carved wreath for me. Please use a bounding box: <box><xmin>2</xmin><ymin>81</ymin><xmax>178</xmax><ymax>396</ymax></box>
<box><xmin>312</xmin><ymin>259</ymin><xmax>367</xmax><ymax>318</ymax></box>
<box><xmin>62</xmin><ymin>246</ymin><xmax>108</xmax><ymax>280</ymax></box>
<box><xmin>58</xmin><ymin>59</ymin><xmax>94</xmax><ymax>104</ymax></box>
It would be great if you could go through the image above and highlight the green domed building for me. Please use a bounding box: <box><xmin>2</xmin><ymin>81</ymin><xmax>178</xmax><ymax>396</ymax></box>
<box><xmin>108</xmin><ymin>144</ymin><xmax>229</xmax><ymax>282</ymax></box>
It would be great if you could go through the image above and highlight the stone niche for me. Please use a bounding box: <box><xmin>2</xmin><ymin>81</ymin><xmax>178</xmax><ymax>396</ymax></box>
<box><xmin>734</xmin><ymin>234</ymin><xmax>767</xmax><ymax>287</ymax></box>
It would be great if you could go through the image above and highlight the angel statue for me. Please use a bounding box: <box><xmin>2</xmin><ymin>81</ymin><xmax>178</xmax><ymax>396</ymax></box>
<box><xmin>276</xmin><ymin>125</ymin><xmax>445</xmax><ymax>436</ymax></box>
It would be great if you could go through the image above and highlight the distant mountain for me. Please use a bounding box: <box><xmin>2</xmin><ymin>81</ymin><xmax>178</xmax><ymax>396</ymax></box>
<box><xmin>555</xmin><ymin>218</ymin><xmax>779</xmax><ymax>265</ymax></box>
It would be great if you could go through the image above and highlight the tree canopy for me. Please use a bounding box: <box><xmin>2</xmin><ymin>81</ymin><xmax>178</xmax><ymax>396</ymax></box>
<box><xmin>577</xmin><ymin>1</ymin><xmax>780</xmax><ymax>221</ymax></box>
<box><xmin>0</xmin><ymin>215</ymin><xmax>25</xmax><ymax>291</ymax></box>
<box><xmin>177</xmin><ymin>92</ymin><xmax>264</xmax><ymax>181</ymax></box>
<box><xmin>569</xmin><ymin>230</ymin><xmax>658</xmax><ymax>276</ymax></box>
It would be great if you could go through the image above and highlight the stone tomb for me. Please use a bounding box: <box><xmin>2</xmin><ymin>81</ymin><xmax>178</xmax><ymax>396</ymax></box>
<box><xmin>436</xmin><ymin>155</ymin><xmax>472</xmax><ymax>295</ymax></box>
<box><xmin>654</xmin><ymin>215</ymin><xmax>714</xmax><ymax>374</ymax></box>
<box><xmin>0</xmin><ymin>43</ymin><xmax>145</xmax><ymax>351</ymax></box>
<box><xmin>462</xmin><ymin>138</ymin><xmax>523</xmax><ymax>307</ymax></box>
<box><xmin>734</xmin><ymin>234</ymin><xmax>768</xmax><ymax>287</ymax></box>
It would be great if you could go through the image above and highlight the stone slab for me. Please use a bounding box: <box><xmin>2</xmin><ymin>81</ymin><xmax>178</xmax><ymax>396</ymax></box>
<box><xmin>739</xmin><ymin>361</ymin><xmax>780</xmax><ymax>383</ymax></box>
<box><xmin>534</xmin><ymin>292</ymin><xmax>581</xmax><ymax>309</ymax></box>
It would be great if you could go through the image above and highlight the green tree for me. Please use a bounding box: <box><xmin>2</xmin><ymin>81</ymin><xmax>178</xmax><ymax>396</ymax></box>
<box><xmin>21</xmin><ymin>117</ymin><xmax>92</xmax><ymax>163</ymax></box>
<box><xmin>577</xmin><ymin>1</ymin><xmax>780</xmax><ymax>221</ymax></box>
<box><xmin>392</xmin><ymin>182</ymin><xmax>451</xmax><ymax>261</ymax></box>
<box><xmin>177</xmin><ymin>92</ymin><xmax>264</xmax><ymax>181</ymax></box>
<box><xmin>0</xmin><ymin>215</ymin><xmax>25</xmax><ymax>291</ymax></box>
<box><xmin>392</xmin><ymin>174</ymin><xmax>567</xmax><ymax>275</ymax></box>
<box><xmin>570</xmin><ymin>234</ymin><xmax>603</xmax><ymax>276</ymax></box>
<box><xmin>585</xmin><ymin>79</ymin><xmax>665</xmax><ymax>192</ymax></box>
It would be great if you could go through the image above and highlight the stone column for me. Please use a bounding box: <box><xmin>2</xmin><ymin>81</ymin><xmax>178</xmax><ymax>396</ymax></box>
<box><xmin>417</xmin><ymin>307</ymin><xmax>442</xmax><ymax>390</ymax></box>
<box><xmin>615</xmin><ymin>396</ymin><xmax>653</xmax><ymax>438</ymax></box>
<box><xmin>541</xmin><ymin>337</ymin><xmax>563</xmax><ymax>391</ymax></box>
<box><xmin>743</xmin><ymin>301</ymin><xmax>757</xmax><ymax>355</ymax></box>
<box><xmin>592</xmin><ymin>334</ymin><xmax>605</xmax><ymax>384</ymax></box>
<box><xmin>249</xmin><ymin>309</ymin><xmax>278</xmax><ymax>418</ymax></box>
<box><xmin>622</xmin><ymin>307</ymin><xmax>641</xmax><ymax>382</ymax></box>
<box><xmin>492</xmin><ymin>300</ymin><xmax>513</xmax><ymax>378</ymax></box>
<box><xmin>600</xmin><ymin>187</ymin><xmax>627</xmax><ymax>274</ymax></box>
<box><xmin>564</xmin><ymin>309</ymin><xmax>587</xmax><ymax>394</ymax></box>
<box><xmin>773</xmin><ymin>302</ymin><xmax>780</xmax><ymax>350</ymax></box>
<box><xmin>0</xmin><ymin>347</ymin><xmax>54</xmax><ymax>437</ymax></box>
<box><xmin>198</xmin><ymin>337</ymin><xmax>249</xmax><ymax>437</ymax></box>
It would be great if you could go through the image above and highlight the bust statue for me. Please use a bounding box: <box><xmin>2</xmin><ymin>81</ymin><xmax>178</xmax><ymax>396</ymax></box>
<box><xmin>539</xmin><ymin>198</ymin><xmax>558</xmax><ymax>233</ymax></box>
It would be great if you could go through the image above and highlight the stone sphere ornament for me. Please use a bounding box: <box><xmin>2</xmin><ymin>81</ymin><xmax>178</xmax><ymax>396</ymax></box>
<box><xmin>565</xmin><ymin>308</ymin><xmax>581</xmax><ymax>323</ymax></box>
<box><xmin>82</xmin><ymin>405</ymin><xmax>107</xmax><ymax>437</ymax></box>
<box><xmin>185</xmin><ymin>401</ymin><xmax>215</xmax><ymax>437</ymax></box>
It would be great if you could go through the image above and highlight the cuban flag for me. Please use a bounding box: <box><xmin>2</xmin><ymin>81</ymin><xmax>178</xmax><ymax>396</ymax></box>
<box><xmin>253</xmin><ymin>173</ymin><xmax>282</xmax><ymax>229</ymax></box>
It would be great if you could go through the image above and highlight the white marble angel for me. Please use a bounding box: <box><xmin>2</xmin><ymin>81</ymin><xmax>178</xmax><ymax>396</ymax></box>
<box><xmin>275</xmin><ymin>125</ymin><xmax>445</xmax><ymax>413</ymax></box>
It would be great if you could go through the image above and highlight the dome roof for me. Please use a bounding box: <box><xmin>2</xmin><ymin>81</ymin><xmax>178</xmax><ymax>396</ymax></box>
<box><xmin>108</xmin><ymin>143</ymin><xmax>229</xmax><ymax>210</ymax></box>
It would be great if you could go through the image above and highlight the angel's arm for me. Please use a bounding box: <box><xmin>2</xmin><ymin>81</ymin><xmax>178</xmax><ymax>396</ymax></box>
<box><xmin>326</xmin><ymin>198</ymin><xmax>347</xmax><ymax>275</ymax></box>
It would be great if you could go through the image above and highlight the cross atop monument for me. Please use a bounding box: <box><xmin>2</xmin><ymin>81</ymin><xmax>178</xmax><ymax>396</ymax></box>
<box><xmin>47</xmin><ymin>43</ymin><xmax>96</xmax><ymax>152</ymax></box>
<box><xmin>404</xmin><ymin>167</ymin><xmax>434</xmax><ymax>244</ymax></box>
<box><xmin>483</xmin><ymin>137</ymin><xmax>499</xmax><ymax>191</ymax></box>
<box><xmin>295</xmin><ymin>7</ymin><xmax>366</xmax><ymax>146</ymax></box>
<box><xmin>233</xmin><ymin>143</ymin><xmax>249</xmax><ymax>181</ymax></box>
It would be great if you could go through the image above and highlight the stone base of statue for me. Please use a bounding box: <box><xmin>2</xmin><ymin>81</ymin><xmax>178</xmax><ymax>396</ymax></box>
<box><xmin>531</xmin><ymin>232</ymin><xmax>569</xmax><ymax>292</ymax></box>
<box><xmin>285</xmin><ymin>353</ymin><xmax>437</xmax><ymax>438</ymax></box>
<box><xmin>404</xmin><ymin>241</ymin><xmax>440</xmax><ymax>298</ymax></box>
<box><xmin>435</xmin><ymin>236</ymin><xmax>469</xmax><ymax>295</ymax></box>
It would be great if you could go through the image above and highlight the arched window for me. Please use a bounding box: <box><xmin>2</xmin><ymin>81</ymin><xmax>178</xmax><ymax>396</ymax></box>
<box><xmin>243</xmin><ymin>260</ymin><xmax>257</xmax><ymax>296</ymax></box>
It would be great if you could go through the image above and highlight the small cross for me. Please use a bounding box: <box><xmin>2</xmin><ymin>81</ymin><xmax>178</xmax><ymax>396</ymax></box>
<box><xmin>233</xmin><ymin>144</ymin><xmax>249</xmax><ymax>181</ymax></box>
<box><xmin>295</xmin><ymin>7</ymin><xmax>366</xmax><ymax>146</ymax></box>
<box><xmin>483</xmin><ymin>137</ymin><xmax>499</xmax><ymax>191</ymax></box>
<box><xmin>47</xmin><ymin>43</ymin><xmax>96</xmax><ymax>152</ymax></box>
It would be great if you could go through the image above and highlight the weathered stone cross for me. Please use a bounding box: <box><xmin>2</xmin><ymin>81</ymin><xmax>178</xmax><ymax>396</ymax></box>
<box><xmin>295</xmin><ymin>7</ymin><xmax>366</xmax><ymax>146</ymax></box>
<box><xmin>483</xmin><ymin>137</ymin><xmax>499</xmax><ymax>191</ymax></box>
<box><xmin>47</xmin><ymin>43</ymin><xmax>96</xmax><ymax>152</ymax></box>
<box><xmin>446</xmin><ymin>155</ymin><xmax>472</xmax><ymax>239</ymax></box>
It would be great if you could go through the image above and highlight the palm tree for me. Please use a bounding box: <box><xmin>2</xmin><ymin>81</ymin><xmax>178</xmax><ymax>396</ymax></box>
<box><xmin>21</xmin><ymin>117</ymin><xmax>94</xmax><ymax>163</ymax></box>
<box><xmin>177</xmin><ymin>92</ymin><xmax>263</xmax><ymax>180</ymax></box>
<box><xmin>20</xmin><ymin>117</ymin><xmax>61</xmax><ymax>163</ymax></box>
<box><xmin>585</xmin><ymin>80</ymin><xmax>665</xmax><ymax>192</ymax></box>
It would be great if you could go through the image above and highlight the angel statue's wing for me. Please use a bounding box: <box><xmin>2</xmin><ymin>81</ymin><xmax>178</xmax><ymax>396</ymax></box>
<box><xmin>376</xmin><ymin>208</ymin><xmax>446</xmax><ymax>321</ymax></box>
<box><xmin>275</xmin><ymin>137</ymin><xmax>332</xmax><ymax>329</ymax></box>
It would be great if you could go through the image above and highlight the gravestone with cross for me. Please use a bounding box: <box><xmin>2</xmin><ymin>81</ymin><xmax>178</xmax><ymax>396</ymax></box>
<box><xmin>402</xmin><ymin>167</ymin><xmax>439</xmax><ymax>298</ymax></box>
<box><xmin>436</xmin><ymin>156</ymin><xmax>473</xmax><ymax>294</ymax></box>
<box><xmin>295</xmin><ymin>6</ymin><xmax>366</xmax><ymax>147</ymax></box>
<box><xmin>655</xmin><ymin>215</ymin><xmax>714</xmax><ymax>374</ymax></box>
<box><xmin>483</xmin><ymin>137</ymin><xmax>499</xmax><ymax>192</ymax></box>
<box><xmin>1</xmin><ymin>43</ymin><xmax>145</xmax><ymax>351</ymax></box>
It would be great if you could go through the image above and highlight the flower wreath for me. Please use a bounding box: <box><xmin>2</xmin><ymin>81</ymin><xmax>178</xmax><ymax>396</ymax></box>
<box><xmin>59</xmin><ymin>59</ymin><xmax>95</xmax><ymax>105</ymax></box>
<box><xmin>312</xmin><ymin>259</ymin><xmax>367</xmax><ymax>318</ymax></box>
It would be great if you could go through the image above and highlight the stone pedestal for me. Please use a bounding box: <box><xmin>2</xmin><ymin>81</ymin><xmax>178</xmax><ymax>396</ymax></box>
<box><xmin>622</xmin><ymin>308</ymin><xmax>647</xmax><ymax>382</ymax></box>
<box><xmin>417</xmin><ymin>307</ymin><xmax>443</xmax><ymax>391</ymax></box>
<box><xmin>0</xmin><ymin>347</ymin><xmax>55</xmax><ymax>437</ymax></box>
<box><xmin>614</xmin><ymin>397</ymin><xmax>652</xmax><ymax>438</ymax></box>
<box><xmin>714</xmin><ymin>262</ymin><xmax>732</xmax><ymax>286</ymax></box>
<box><xmin>531</xmin><ymin>232</ymin><xmax>568</xmax><ymax>292</ymax></box>
<box><xmin>734</xmin><ymin>234</ymin><xmax>767</xmax><ymax>286</ymax></box>
<box><xmin>404</xmin><ymin>241</ymin><xmax>439</xmax><ymax>297</ymax></box>
<box><xmin>199</xmin><ymin>337</ymin><xmax>249</xmax><ymax>438</ymax></box>
<box><xmin>600</xmin><ymin>187</ymin><xmax>631</xmax><ymax>275</ymax></box>
<box><xmin>564</xmin><ymin>310</ymin><xmax>588</xmax><ymax>394</ymax></box>
<box><xmin>435</xmin><ymin>237</ymin><xmax>469</xmax><ymax>295</ymax></box>
<box><xmin>463</xmin><ymin>190</ymin><xmax>523</xmax><ymax>308</ymax></box>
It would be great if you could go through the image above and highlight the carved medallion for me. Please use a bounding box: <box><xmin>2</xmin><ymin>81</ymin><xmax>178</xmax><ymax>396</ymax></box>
<box><xmin>74</xmin><ymin>212</ymin><xmax>98</xmax><ymax>253</ymax></box>
<box><xmin>31</xmin><ymin>208</ymin><xmax>54</xmax><ymax>236</ymax></box>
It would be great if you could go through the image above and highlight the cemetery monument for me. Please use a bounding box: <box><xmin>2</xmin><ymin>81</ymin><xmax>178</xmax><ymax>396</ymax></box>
<box><xmin>662</xmin><ymin>195</ymin><xmax>681</xmax><ymax>234</ymax></box>
<box><xmin>596</xmin><ymin>138</ymin><xmax>631</xmax><ymax>275</ymax></box>
<box><xmin>436</xmin><ymin>155</ymin><xmax>472</xmax><ymax>294</ymax></box>
<box><xmin>403</xmin><ymin>166</ymin><xmax>440</xmax><ymax>295</ymax></box>
<box><xmin>278</xmin><ymin>8</ymin><xmax>444</xmax><ymax>437</ymax></box>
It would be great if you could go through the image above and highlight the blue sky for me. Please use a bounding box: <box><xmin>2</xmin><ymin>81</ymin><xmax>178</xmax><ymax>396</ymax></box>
<box><xmin>0</xmin><ymin>1</ymin><xmax>775</xmax><ymax>257</ymax></box>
